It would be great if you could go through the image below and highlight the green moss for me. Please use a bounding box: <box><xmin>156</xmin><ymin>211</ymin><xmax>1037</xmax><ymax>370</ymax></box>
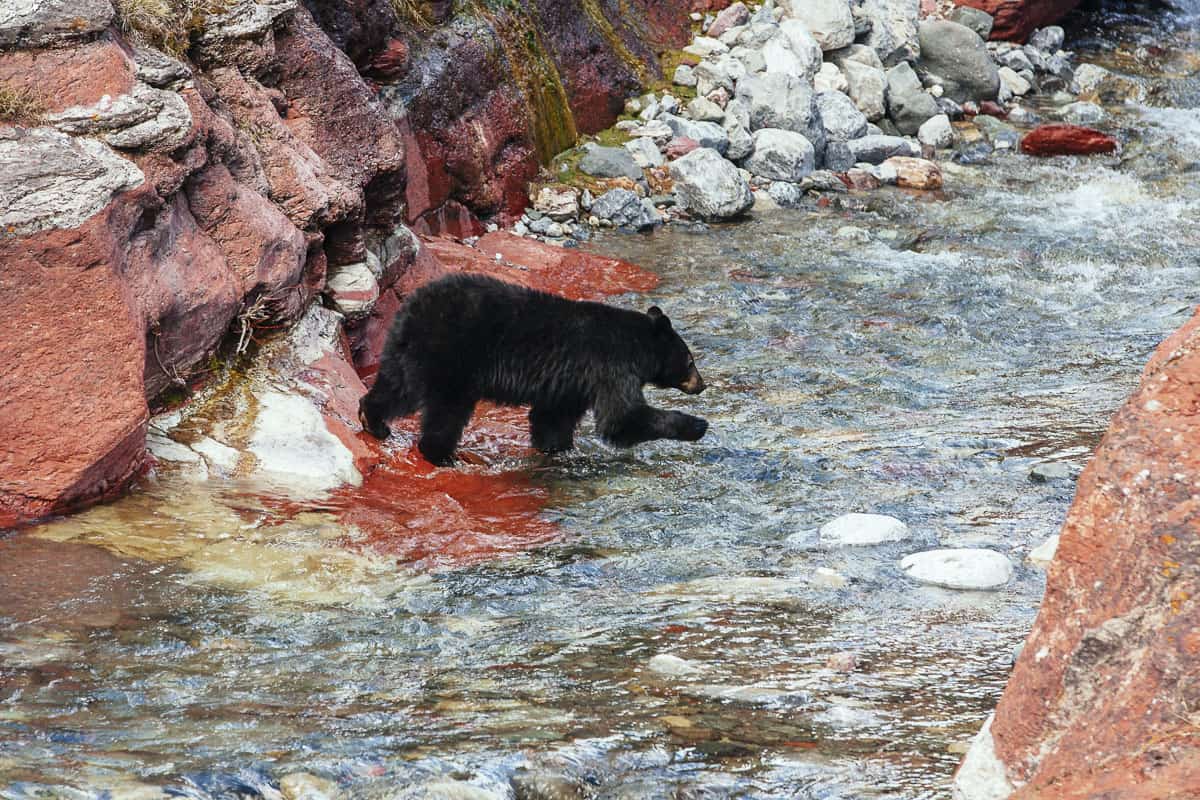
<box><xmin>579</xmin><ymin>0</ymin><xmax>650</xmax><ymax>86</ymax></box>
<box><xmin>653</xmin><ymin>48</ymin><xmax>699</xmax><ymax>100</ymax></box>
<box><xmin>472</xmin><ymin>2</ymin><xmax>579</xmax><ymax>164</ymax></box>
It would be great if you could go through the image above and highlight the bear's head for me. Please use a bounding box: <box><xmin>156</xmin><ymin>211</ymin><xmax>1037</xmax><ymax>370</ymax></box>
<box><xmin>647</xmin><ymin>306</ymin><xmax>705</xmax><ymax>395</ymax></box>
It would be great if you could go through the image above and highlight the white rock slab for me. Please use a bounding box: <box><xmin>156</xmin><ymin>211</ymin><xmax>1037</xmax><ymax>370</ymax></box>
<box><xmin>648</xmin><ymin>653</ymin><xmax>706</xmax><ymax>676</ymax></box>
<box><xmin>901</xmin><ymin>548</ymin><xmax>1013</xmax><ymax>590</ymax></box>
<box><xmin>819</xmin><ymin>513</ymin><xmax>910</xmax><ymax>545</ymax></box>
<box><xmin>1027</xmin><ymin>534</ymin><xmax>1059</xmax><ymax>569</ymax></box>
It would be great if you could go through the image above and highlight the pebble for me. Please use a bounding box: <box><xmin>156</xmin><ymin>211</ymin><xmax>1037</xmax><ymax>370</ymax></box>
<box><xmin>1030</xmin><ymin>462</ymin><xmax>1072</xmax><ymax>482</ymax></box>
<box><xmin>1028</xmin><ymin>534</ymin><xmax>1059</xmax><ymax>568</ymax></box>
<box><xmin>819</xmin><ymin>513</ymin><xmax>910</xmax><ymax>546</ymax></box>
<box><xmin>647</xmin><ymin>653</ymin><xmax>705</xmax><ymax>676</ymax></box>
<box><xmin>900</xmin><ymin>548</ymin><xmax>1014</xmax><ymax>591</ymax></box>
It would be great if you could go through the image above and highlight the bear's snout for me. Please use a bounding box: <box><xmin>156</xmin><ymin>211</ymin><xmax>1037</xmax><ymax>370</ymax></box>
<box><xmin>680</xmin><ymin>366</ymin><xmax>706</xmax><ymax>395</ymax></box>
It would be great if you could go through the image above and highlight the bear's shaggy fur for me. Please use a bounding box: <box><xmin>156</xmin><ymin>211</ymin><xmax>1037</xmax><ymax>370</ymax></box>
<box><xmin>359</xmin><ymin>274</ymin><xmax>708</xmax><ymax>465</ymax></box>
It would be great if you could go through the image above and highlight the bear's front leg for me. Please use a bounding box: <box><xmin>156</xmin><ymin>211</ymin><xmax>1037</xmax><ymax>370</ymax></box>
<box><xmin>529</xmin><ymin>406</ymin><xmax>585</xmax><ymax>453</ymax></box>
<box><xmin>599</xmin><ymin>404</ymin><xmax>708</xmax><ymax>447</ymax></box>
<box><xmin>417</xmin><ymin>399</ymin><xmax>476</xmax><ymax>466</ymax></box>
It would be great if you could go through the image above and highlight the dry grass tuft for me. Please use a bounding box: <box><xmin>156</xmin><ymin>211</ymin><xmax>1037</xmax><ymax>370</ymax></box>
<box><xmin>390</xmin><ymin>0</ymin><xmax>432</xmax><ymax>27</ymax></box>
<box><xmin>113</xmin><ymin>0</ymin><xmax>226</xmax><ymax>57</ymax></box>
<box><xmin>0</xmin><ymin>85</ymin><xmax>44</xmax><ymax>125</ymax></box>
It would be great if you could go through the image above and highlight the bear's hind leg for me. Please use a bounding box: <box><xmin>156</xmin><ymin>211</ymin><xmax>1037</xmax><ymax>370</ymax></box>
<box><xmin>529</xmin><ymin>405</ymin><xmax>585</xmax><ymax>454</ymax></box>
<box><xmin>417</xmin><ymin>397</ymin><xmax>476</xmax><ymax>466</ymax></box>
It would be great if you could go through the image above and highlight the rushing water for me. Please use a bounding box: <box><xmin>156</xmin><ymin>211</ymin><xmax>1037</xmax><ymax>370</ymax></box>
<box><xmin>4</xmin><ymin>12</ymin><xmax>1200</xmax><ymax>800</ymax></box>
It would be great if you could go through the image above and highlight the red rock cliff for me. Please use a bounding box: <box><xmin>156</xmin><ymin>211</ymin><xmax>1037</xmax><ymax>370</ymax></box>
<box><xmin>0</xmin><ymin>0</ymin><xmax>691</xmax><ymax>527</ymax></box>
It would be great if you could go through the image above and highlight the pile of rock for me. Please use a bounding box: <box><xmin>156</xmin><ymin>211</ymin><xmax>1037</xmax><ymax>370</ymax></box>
<box><xmin>506</xmin><ymin>0</ymin><xmax>1123</xmax><ymax>241</ymax></box>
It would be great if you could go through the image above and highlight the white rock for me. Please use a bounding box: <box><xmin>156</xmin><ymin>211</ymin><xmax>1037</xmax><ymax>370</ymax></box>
<box><xmin>1060</xmin><ymin>101</ymin><xmax>1105</xmax><ymax>125</ymax></box>
<box><xmin>648</xmin><ymin>653</ymin><xmax>706</xmax><ymax>676</ymax></box>
<box><xmin>146</xmin><ymin>432</ymin><xmax>203</xmax><ymax>464</ymax></box>
<box><xmin>686</xmin><ymin>95</ymin><xmax>727</xmax><ymax>122</ymax></box>
<box><xmin>631</xmin><ymin>120</ymin><xmax>673</xmax><ymax>143</ymax></box>
<box><xmin>192</xmin><ymin>436</ymin><xmax>241</xmax><ymax>475</ymax></box>
<box><xmin>684</xmin><ymin>36</ymin><xmax>729</xmax><ymax>57</ymax></box>
<box><xmin>1028</xmin><ymin>534</ymin><xmax>1059</xmax><ymax>569</ymax></box>
<box><xmin>779</xmin><ymin>0</ymin><xmax>854</xmax><ymax>50</ymax></box>
<box><xmin>997</xmin><ymin>66</ymin><xmax>1031</xmax><ymax>96</ymax></box>
<box><xmin>533</xmin><ymin>185</ymin><xmax>580</xmax><ymax>221</ymax></box>
<box><xmin>624</xmin><ymin>136</ymin><xmax>665</xmax><ymax>168</ymax></box>
<box><xmin>0</xmin><ymin>128</ymin><xmax>144</xmax><ymax>236</ymax></box>
<box><xmin>674</xmin><ymin>64</ymin><xmax>698</xmax><ymax>87</ymax></box>
<box><xmin>744</xmin><ymin>128</ymin><xmax>815</xmax><ymax>181</ymax></box>
<box><xmin>325</xmin><ymin>261</ymin><xmax>380</xmax><ymax>320</ymax></box>
<box><xmin>820</xmin><ymin>513</ymin><xmax>909</xmax><ymax>545</ymax></box>
<box><xmin>917</xmin><ymin>113</ymin><xmax>954</xmax><ymax>148</ymax></box>
<box><xmin>861</xmin><ymin>0</ymin><xmax>920</xmax><ymax>66</ymax></box>
<box><xmin>1072</xmin><ymin>62</ymin><xmax>1110</xmax><ymax>95</ymax></box>
<box><xmin>841</xmin><ymin>60</ymin><xmax>887</xmax><ymax>121</ymax></box>
<box><xmin>816</xmin><ymin>90</ymin><xmax>868</xmax><ymax>141</ymax></box>
<box><xmin>812</xmin><ymin>567</ymin><xmax>849</xmax><ymax>588</ymax></box>
<box><xmin>668</xmin><ymin>147</ymin><xmax>754</xmax><ymax>220</ymax></box>
<box><xmin>814</xmin><ymin>61</ymin><xmax>848</xmax><ymax>93</ymax></box>
<box><xmin>900</xmin><ymin>549</ymin><xmax>1013</xmax><ymax>591</ymax></box>
<box><xmin>248</xmin><ymin>390</ymin><xmax>361</xmax><ymax>495</ymax></box>
<box><xmin>952</xmin><ymin>714</ymin><xmax>1015</xmax><ymax>800</ymax></box>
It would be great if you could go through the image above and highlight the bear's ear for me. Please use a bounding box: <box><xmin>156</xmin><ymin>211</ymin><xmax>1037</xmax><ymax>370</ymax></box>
<box><xmin>647</xmin><ymin>306</ymin><xmax>672</xmax><ymax>331</ymax></box>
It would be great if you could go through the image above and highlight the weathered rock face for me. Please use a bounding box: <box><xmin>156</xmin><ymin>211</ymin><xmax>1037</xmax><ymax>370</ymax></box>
<box><xmin>952</xmin><ymin>0</ymin><xmax>1081</xmax><ymax>42</ymax></box>
<box><xmin>953</xmin><ymin>308</ymin><xmax>1200</xmax><ymax>798</ymax></box>
<box><xmin>371</xmin><ymin>0</ymin><xmax>690</xmax><ymax>234</ymax></box>
<box><xmin>0</xmin><ymin>0</ymin><xmax>689</xmax><ymax>525</ymax></box>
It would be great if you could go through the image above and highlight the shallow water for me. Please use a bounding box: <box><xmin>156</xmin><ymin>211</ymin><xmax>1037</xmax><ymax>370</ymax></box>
<box><xmin>4</xmin><ymin>13</ymin><xmax>1200</xmax><ymax>800</ymax></box>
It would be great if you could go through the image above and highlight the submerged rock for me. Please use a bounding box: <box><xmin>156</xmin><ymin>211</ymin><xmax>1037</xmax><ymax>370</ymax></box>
<box><xmin>819</xmin><ymin>513</ymin><xmax>910</xmax><ymax>545</ymax></box>
<box><xmin>669</xmin><ymin>147</ymin><xmax>754</xmax><ymax>220</ymax></box>
<box><xmin>1020</xmin><ymin>124</ymin><xmax>1117</xmax><ymax>156</ymax></box>
<box><xmin>900</xmin><ymin>548</ymin><xmax>1013</xmax><ymax>590</ymax></box>
<box><xmin>648</xmin><ymin>653</ymin><xmax>706</xmax><ymax>676</ymax></box>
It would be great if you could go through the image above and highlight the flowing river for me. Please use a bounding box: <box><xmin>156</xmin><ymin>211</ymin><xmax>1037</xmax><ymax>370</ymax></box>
<box><xmin>3</xmin><ymin>8</ymin><xmax>1199</xmax><ymax>800</ymax></box>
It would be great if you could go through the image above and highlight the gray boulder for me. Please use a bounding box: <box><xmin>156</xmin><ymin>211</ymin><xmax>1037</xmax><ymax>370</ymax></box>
<box><xmin>768</xmin><ymin>181</ymin><xmax>805</xmax><ymax>207</ymax></box>
<box><xmin>694</xmin><ymin>55</ymin><xmax>746</xmax><ymax>95</ymax></box>
<box><xmin>624</xmin><ymin>136</ymin><xmax>665</xmax><ymax>168</ymax></box>
<box><xmin>917</xmin><ymin>113</ymin><xmax>954</xmax><ymax>148</ymax></box>
<box><xmin>846</xmin><ymin>134</ymin><xmax>920</xmax><ymax>164</ymax></box>
<box><xmin>885</xmin><ymin>61</ymin><xmax>940</xmax><ymax>135</ymax></box>
<box><xmin>0</xmin><ymin>0</ymin><xmax>114</xmax><ymax>48</ymax></box>
<box><xmin>762</xmin><ymin>23</ymin><xmax>823</xmax><ymax>81</ymax></box>
<box><xmin>917</xmin><ymin>20</ymin><xmax>1000</xmax><ymax>103</ymax></box>
<box><xmin>827</xmin><ymin>43</ymin><xmax>884</xmax><ymax>71</ymax></box>
<box><xmin>730</xmin><ymin>44</ymin><xmax>767</xmax><ymax>74</ymax></box>
<box><xmin>824</xmin><ymin>140</ymin><xmax>855</xmax><ymax>171</ymax></box>
<box><xmin>734</xmin><ymin>73</ymin><xmax>826</xmax><ymax>157</ymax></box>
<box><xmin>860</xmin><ymin>0</ymin><xmax>920</xmax><ymax>66</ymax></box>
<box><xmin>1027</xmin><ymin>25</ymin><xmax>1064</xmax><ymax>54</ymax></box>
<box><xmin>816</xmin><ymin>90</ymin><xmax>869</xmax><ymax>141</ymax></box>
<box><xmin>669</xmin><ymin>148</ymin><xmax>755</xmax><ymax>220</ymax></box>
<box><xmin>661</xmin><ymin>114</ymin><xmax>730</xmax><ymax>154</ymax></box>
<box><xmin>780</xmin><ymin>0</ymin><xmax>855</xmax><ymax>51</ymax></box>
<box><xmin>841</xmin><ymin>60</ymin><xmax>887</xmax><ymax>121</ymax></box>
<box><xmin>949</xmin><ymin>5</ymin><xmax>993</xmax><ymax>39</ymax></box>
<box><xmin>744</xmin><ymin>128</ymin><xmax>816</xmax><ymax>181</ymax></box>
<box><xmin>686</xmin><ymin>96</ymin><xmax>727</xmax><ymax>122</ymax></box>
<box><xmin>579</xmin><ymin>145</ymin><xmax>643</xmax><ymax>180</ymax></box>
<box><xmin>590</xmin><ymin>189</ymin><xmax>662</xmax><ymax>231</ymax></box>
<box><xmin>724</xmin><ymin>117</ymin><xmax>755</xmax><ymax>161</ymax></box>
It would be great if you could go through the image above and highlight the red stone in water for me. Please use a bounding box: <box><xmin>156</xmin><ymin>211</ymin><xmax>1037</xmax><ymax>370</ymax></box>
<box><xmin>1020</xmin><ymin>124</ymin><xmax>1118</xmax><ymax>157</ymax></box>
<box><xmin>978</xmin><ymin>101</ymin><xmax>1008</xmax><ymax>118</ymax></box>
<box><xmin>333</xmin><ymin>405</ymin><xmax>560</xmax><ymax>570</ymax></box>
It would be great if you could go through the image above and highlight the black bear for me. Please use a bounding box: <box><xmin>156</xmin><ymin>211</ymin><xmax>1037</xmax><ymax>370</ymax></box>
<box><xmin>358</xmin><ymin>273</ymin><xmax>708</xmax><ymax>465</ymax></box>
